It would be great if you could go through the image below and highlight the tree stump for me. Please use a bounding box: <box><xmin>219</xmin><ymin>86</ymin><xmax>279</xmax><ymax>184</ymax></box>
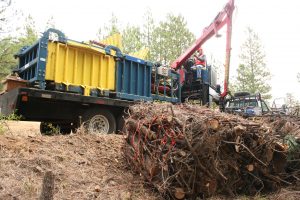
<box><xmin>39</xmin><ymin>171</ymin><xmax>55</xmax><ymax>200</ymax></box>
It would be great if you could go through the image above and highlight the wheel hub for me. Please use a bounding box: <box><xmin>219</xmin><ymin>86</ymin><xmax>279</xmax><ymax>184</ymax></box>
<box><xmin>88</xmin><ymin>115</ymin><xmax>110</xmax><ymax>134</ymax></box>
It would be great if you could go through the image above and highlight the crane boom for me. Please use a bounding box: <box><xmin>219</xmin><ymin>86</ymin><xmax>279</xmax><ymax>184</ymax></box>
<box><xmin>171</xmin><ymin>0</ymin><xmax>234</xmax><ymax>98</ymax></box>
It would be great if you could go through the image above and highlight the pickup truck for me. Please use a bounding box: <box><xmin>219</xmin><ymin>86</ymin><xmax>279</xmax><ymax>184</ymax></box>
<box><xmin>225</xmin><ymin>92</ymin><xmax>271</xmax><ymax>117</ymax></box>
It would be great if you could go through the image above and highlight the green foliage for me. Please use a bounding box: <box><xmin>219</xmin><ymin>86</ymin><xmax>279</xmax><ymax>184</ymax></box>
<box><xmin>142</xmin><ymin>8</ymin><xmax>155</xmax><ymax>48</ymax></box>
<box><xmin>122</xmin><ymin>25</ymin><xmax>143</xmax><ymax>54</ymax></box>
<box><xmin>234</xmin><ymin>27</ymin><xmax>271</xmax><ymax>99</ymax></box>
<box><xmin>97</xmin><ymin>14</ymin><xmax>120</xmax><ymax>40</ymax></box>
<box><xmin>18</xmin><ymin>15</ymin><xmax>38</xmax><ymax>45</ymax></box>
<box><xmin>0</xmin><ymin>0</ymin><xmax>14</xmax><ymax>83</ymax></box>
<box><xmin>96</xmin><ymin>11</ymin><xmax>194</xmax><ymax>64</ymax></box>
<box><xmin>228</xmin><ymin>82</ymin><xmax>236</xmax><ymax>96</ymax></box>
<box><xmin>151</xmin><ymin>13</ymin><xmax>195</xmax><ymax>65</ymax></box>
<box><xmin>41</xmin><ymin>123</ymin><xmax>60</xmax><ymax>135</ymax></box>
<box><xmin>141</xmin><ymin>8</ymin><xmax>155</xmax><ymax>60</ymax></box>
<box><xmin>0</xmin><ymin>111</ymin><xmax>21</xmax><ymax>121</ymax></box>
<box><xmin>0</xmin><ymin>15</ymin><xmax>38</xmax><ymax>88</ymax></box>
<box><xmin>0</xmin><ymin>36</ymin><xmax>17</xmax><ymax>74</ymax></box>
<box><xmin>0</xmin><ymin>111</ymin><xmax>21</xmax><ymax>134</ymax></box>
<box><xmin>284</xmin><ymin>135</ymin><xmax>300</xmax><ymax>161</ymax></box>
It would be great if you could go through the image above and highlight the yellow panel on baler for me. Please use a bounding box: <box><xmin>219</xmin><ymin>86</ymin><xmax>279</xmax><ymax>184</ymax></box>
<box><xmin>45</xmin><ymin>41</ymin><xmax>116</xmax><ymax>92</ymax></box>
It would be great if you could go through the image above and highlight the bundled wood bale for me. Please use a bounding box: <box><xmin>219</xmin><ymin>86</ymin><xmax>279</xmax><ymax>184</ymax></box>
<box><xmin>123</xmin><ymin>103</ymin><xmax>298</xmax><ymax>199</ymax></box>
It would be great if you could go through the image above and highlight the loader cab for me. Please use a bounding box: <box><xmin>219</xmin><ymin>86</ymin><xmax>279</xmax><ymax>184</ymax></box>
<box><xmin>225</xmin><ymin>93</ymin><xmax>270</xmax><ymax>117</ymax></box>
<box><xmin>180</xmin><ymin>58</ymin><xmax>218</xmax><ymax>106</ymax></box>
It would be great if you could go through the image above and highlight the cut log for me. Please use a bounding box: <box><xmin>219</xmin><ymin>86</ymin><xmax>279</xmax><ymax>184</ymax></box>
<box><xmin>246</xmin><ymin>164</ymin><xmax>254</xmax><ymax>172</ymax></box>
<box><xmin>126</xmin><ymin>119</ymin><xmax>157</xmax><ymax>140</ymax></box>
<box><xmin>174</xmin><ymin>188</ymin><xmax>185</xmax><ymax>199</ymax></box>
<box><xmin>207</xmin><ymin>119</ymin><xmax>219</xmax><ymax>131</ymax></box>
<box><xmin>233</xmin><ymin>125</ymin><xmax>246</xmax><ymax>134</ymax></box>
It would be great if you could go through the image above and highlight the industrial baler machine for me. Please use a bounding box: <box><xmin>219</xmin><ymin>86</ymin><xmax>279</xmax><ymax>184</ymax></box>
<box><xmin>0</xmin><ymin>28</ymin><xmax>180</xmax><ymax>134</ymax></box>
<box><xmin>0</xmin><ymin>0</ymin><xmax>235</xmax><ymax>134</ymax></box>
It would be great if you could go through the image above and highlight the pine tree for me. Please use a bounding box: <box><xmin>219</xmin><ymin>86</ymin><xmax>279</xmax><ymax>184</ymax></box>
<box><xmin>18</xmin><ymin>15</ymin><xmax>38</xmax><ymax>45</ymax></box>
<box><xmin>97</xmin><ymin>14</ymin><xmax>120</xmax><ymax>40</ymax></box>
<box><xmin>235</xmin><ymin>27</ymin><xmax>271</xmax><ymax>99</ymax></box>
<box><xmin>151</xmin><ymin>14</ymin><xmax>195</xmax><ymax>65</ymax></box>
<box><xmin>0</xmin><ymin>14</ymin><xmax>38</xmax><ymax>86</ymax></box>
<box><xmin>0</xmin><ymin>0</ymin><xmax>15</xmax><ymax>81</ymax></box>
<box><xmin>122</xmin><ymin>25</ymin><xmax>143</xmax><ymax>54</ymax></box>
<box><xmin>142</xmin><ymin>8</ymin><xmax>155</xmax><ymax>60</ymax></box>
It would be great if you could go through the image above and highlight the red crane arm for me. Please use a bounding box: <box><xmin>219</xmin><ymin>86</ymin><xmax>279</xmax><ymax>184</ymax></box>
<box><xmin>171</xmin><ymin>0</ymin><xmax>234</xmax><ymax>69</ymax></box>
<box><xmin>170</xmin><ymin>0</ymin><xmax>234</xmax><ymax>97</ymax></box>
<box><xmin>221</xmin><ymin>1</ymin><xmax>234</xmax><ymax>98</ymax></box>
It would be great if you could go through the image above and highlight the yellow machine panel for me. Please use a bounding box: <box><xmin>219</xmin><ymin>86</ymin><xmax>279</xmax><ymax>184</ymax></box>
<box><xmin>100</xmin><ymin>33</ymin><xmax>123</xmax><ymax>51</ymax></box>
<box><xmin>129</xmin><ymin>48</ymin><xmax>149</xmax><ymax>60</ymax></box>
<box><xmin>45</xmin><ymin>41</ymin><xmax>116</xmax><ymax>93</ymax></box>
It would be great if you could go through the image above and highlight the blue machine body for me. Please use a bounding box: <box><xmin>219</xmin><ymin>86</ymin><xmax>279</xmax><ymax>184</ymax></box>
<box><xmin>116</xmin><ymin>55</ymin><xmax>153</xmax><ymax>101</ymax></box>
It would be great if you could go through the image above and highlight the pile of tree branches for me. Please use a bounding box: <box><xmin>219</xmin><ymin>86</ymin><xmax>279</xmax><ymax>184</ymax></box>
<box><xmin>123</xmin><ymin>103</ymin><xmax>299</xmax><ymax>199</ymax></box>
<box><xmin>260</xmin><ymin>114</ymin><xmax>300</xmax><ymax>137</ymax></box>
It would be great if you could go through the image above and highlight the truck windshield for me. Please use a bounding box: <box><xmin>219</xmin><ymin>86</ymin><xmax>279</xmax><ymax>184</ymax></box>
<box><xmin>228</xmin><ymin>99</ymin><xmax>258</xmax><ymax>108</ymax></box>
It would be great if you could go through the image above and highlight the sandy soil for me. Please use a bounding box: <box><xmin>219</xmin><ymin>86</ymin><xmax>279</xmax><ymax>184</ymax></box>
<box><xmin>0</xmin><ymin>124</ymin><xmax>161</xmax><ymax>200</ymax></box>
<box><xmin>2</xmin><ymin>121</ymin><xmax>41</xmax><ymax>136</ymax></box>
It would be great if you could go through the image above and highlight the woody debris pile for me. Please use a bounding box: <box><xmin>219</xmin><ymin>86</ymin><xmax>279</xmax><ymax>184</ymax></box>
<box><xmin>123</xmin><ymin>103</ymin><xmax>300</xmax><ymax>199</ymax></box>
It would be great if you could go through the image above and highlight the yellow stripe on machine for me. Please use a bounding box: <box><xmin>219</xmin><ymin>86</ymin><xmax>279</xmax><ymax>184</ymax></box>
<box><xmin>45</xmin><ymin>40</ymin><xmax>116</xmax><ymax>94</ymax></box>
<box><xmin>100</xmin><ymin>33</ymin><xmax>123</xmax><ymax>51</ymax></box>
<box><xmin>129</xmin><ymin>48</ymin><xmax>149</xmax><ymax>60</ymax></box>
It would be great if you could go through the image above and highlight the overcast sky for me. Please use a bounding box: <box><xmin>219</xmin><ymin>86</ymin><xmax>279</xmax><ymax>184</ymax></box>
<box><xmin>13</xmin><ymin>0</ymin><xmax>300</xmax><ymax>102</ymax></box>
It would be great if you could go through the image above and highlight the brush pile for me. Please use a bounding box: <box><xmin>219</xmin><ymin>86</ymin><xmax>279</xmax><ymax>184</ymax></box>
<box><xmin>260</xmin><ymin>115</ymin><xmax>300</xmax><ymax>137</ymax></box>
<box><xmin>123</xmin><ymin>103</ymin><xmax>300</xmax><ymax>199</ymax></box>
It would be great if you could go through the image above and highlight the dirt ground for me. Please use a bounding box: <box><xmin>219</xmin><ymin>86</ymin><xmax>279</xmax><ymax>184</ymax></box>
<box><xmin>0</xmin><ymin>121</ymin><xmax>299</xmax><ymax>200</ymax></box>
<box><xmin>2</xmin><ymin>121</ymin><xmax>41</xmax><ymax>136</ymax></box>
<box><xmin>0</xmin><ymin>121</ymin><xmax>161</xmax><ymax>200</ymax></box>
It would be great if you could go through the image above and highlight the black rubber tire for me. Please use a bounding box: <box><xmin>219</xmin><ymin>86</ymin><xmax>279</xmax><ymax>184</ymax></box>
<box><xmin>234</xmin><ymin>92</ymin><xmax>251</xmax><ymax>97</ymax></box>
<box><xmin>83</xmin><ymin>109</ymin><xmax>116</xmax><ymax>134</ymax></box>
<box><xmin>116</xmin><ymin>115</ymin><xmax>125</xmax><ymax>133</ymax></box>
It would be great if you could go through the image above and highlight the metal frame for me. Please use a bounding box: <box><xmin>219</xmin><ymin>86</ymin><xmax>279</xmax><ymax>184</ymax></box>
<box><xmin>15</xmin><ymin>29</ymin><xmax>67</xmax><ymax>89</ymax></box>
<box><xmin>0</xmin><ymin>87</ymin><xmax>133</xmax><ymax>119</ymax></box>
<box><xmin>152</xmin><ymin>67</ymin><xmax>181</xmax><ymax>103</ymax></box>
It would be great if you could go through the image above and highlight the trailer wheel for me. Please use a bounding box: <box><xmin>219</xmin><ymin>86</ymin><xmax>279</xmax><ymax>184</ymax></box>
<box><xmin>83</xmin><ymin>109</ymin><xmax>116</xmax><ymax>134</ymax></box>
